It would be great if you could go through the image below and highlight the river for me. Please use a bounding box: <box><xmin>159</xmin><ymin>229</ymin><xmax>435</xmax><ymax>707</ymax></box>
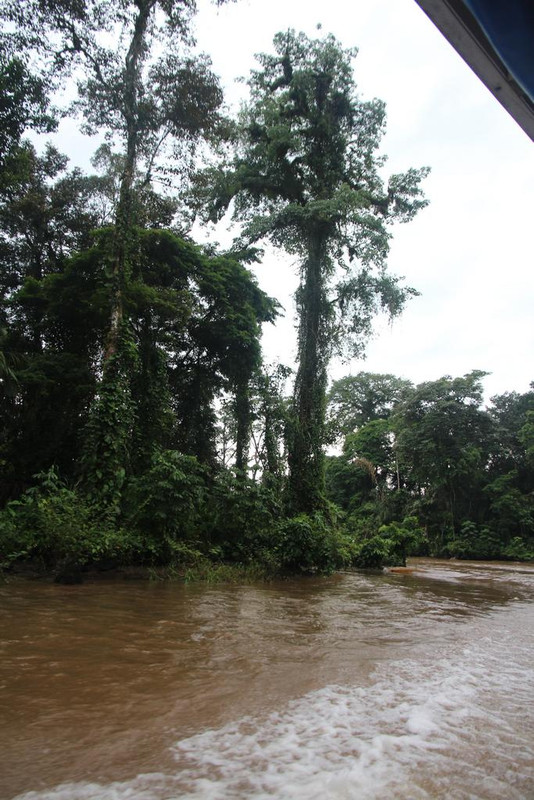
<box><xmin>1</xmin><ymin>558</ymin><xmax>533</xmax><ymax>799</ymax></box>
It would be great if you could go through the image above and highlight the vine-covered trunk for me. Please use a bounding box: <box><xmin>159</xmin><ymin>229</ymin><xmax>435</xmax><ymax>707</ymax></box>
<box><xmin>82</xmin><ymin>1</ymin><xmax>154</xmax><ymax>510</ymax></box>
<box><xmin>289</xmin><ymin>230</ymin><xmax>330</xmax><ymax>513</ymax></box>
<box><xmin>104</xmin><ymin>0</ymin><xmax>154</xmax><ymax>362</ymax></box>
<box><xmin>174</xmin><ymin>361</ymin><xmax>219</xmax><ymax>469</ymax></box>
<box><xmin>263</xmin><ymin>394</ymin><xmax>280</xmax><ymax>479</ymax></box>
<box><xmin>131</xmin><ymin>316</ymin><xmax>172</xmax><ymax>471</ymax></box>
<box><xmin>234</xmin><ymin>377</ymin><xmax>251</xmax><ymax>474</ymax></box>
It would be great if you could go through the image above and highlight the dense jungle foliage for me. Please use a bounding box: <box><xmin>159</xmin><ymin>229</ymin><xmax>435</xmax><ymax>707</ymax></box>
<box><xmin>0</xmin><ymin>1</ymin><xmax>532</xmax><ymax>581</ymax></box>
<box><xmin>326</xmin><ymin>371</ymin><xmax>534</xmax><ymax>564</ymax></box>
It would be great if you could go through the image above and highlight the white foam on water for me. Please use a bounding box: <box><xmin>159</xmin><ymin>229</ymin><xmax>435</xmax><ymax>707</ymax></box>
<box><xmin>13</xmin><ymin>603</ymin><xmax>534</xmax><ymax>800</ymax></box>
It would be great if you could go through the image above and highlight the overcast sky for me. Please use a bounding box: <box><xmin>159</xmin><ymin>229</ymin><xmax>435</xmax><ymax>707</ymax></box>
<box><xmin>54</xmin><ymin>0</ymin><xmax>533</xmax><ymax>402</ymax></box>
<box><xmin>191</xmin><ymin>0</ymin><xmax>534</xmax><ymax>401</ymax></box>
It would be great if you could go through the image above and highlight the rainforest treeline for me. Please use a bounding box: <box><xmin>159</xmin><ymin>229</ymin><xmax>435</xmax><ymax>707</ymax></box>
<box><xmin>0</xmin><ymin>1</ymin><xmax>532</xmax><ymax>580</ymax></box>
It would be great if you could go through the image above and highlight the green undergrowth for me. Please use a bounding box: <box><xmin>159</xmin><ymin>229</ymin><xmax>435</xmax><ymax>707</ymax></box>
<box><xmin>2</xmin><ymin>465</ymin><xmax>532</xmax><ymax>585</ymax></box>
<box><xmin>0</xmin><ymin>467</ymin><xmax>359</xmax><ymax>582</ymax></box>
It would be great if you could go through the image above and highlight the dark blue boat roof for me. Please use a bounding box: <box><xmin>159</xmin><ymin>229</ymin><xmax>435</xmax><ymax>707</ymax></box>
<box><xmin>414</xmin><ymin>0</ymin><xmax>534</xmax><ymax>140</ymax></box>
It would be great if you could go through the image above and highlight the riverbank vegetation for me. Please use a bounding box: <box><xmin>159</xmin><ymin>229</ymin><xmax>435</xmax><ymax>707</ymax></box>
<box><xmin>1</xmin><ymin>1</ymin><xmax>532</xmax><ymax>582</ymax></box>
<box><xmin>326</xmin><ymin>370</ymin><xmax>534</xmax><ymax>564</ymax></box>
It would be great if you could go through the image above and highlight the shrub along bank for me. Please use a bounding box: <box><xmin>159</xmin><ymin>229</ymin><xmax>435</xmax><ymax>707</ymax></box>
<box><xmin>0</xmin><ymin>462</ymin><xmax>426</xmax><ymax>583</ymax></box>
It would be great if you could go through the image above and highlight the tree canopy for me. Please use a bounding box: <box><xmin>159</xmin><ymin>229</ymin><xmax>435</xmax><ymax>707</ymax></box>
<box><xmin>326</xmin><ymin>370</ymin><xmax>534</xmax><ymax>561</ymax></box>
<box><xmin>194</xmin><ymin>30</ymin><xmax>429</xmax><ymax>511</ymax></box>
<box><xmin>1</xmin><ymin>7</ymin><xmax>531</xmax><ymax>580</ymax></box>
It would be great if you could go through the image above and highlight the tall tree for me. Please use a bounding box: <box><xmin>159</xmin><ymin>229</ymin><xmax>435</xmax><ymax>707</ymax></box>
<box><xmin>253</xmin><ymin>363</ymin><xmax>292</xmax><ymax>484</ymax></box>
<box><xmin>393</xmin><ymin>371</ymin><xmax>493</xmax><ymax>547</ymax></box>
<box><xmin>193</xmin><ymin>30</ymin><xmax>429</xmax><ymax>512</ymax></box>
<box><xmin>327</xmin><ymin>371</ymin><xmax>413</xmax><ymax>443</ymax></box>
<box><xmin>484</xmin><ymin>385</ymin><xmax>534</xmax><ymax>545</ymax></box>
<box><xmin>2</xmin><ymin>0</ymin><xmax>229</xmax><ymax>507</ymax></box>
<box><xmin>0</xmin><ymin>145</ymin><xmax>112</xmax><ymax>501</ymax></box>
<box><xmin>0</xmin><ymin>36</ymin><xmax>56</xmax><ymax>168</ymax></box>
<box><xmin>169</xmin><ymin>248</ymin><xmax>278</xmax><ymax>470</ymax></box>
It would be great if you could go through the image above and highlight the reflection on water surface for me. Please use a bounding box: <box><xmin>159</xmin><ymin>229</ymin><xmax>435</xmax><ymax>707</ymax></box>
<box><xmin>1</xmin><ymin>558</ymin><xmax>533</xmax><ymax>799</ymax></box>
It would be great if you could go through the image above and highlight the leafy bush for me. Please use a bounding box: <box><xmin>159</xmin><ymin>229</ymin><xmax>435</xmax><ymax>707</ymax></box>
<box><xmin>274</xmin><ymin>511</ymin><xmax>357</xmax><ymax>574</ymax></box>
<box><xmin>352</xmin><ymin>534</ymin><xmax>391</xmax><ymax>568</ymax></box>
<box><xmin>445</xmin><ymin>521</ymin><xmax>501</xmax><ymax>560</ymax></box>
<box><xmin>123</xmin><ymin>450</ymin><xmax>207</xmax><ymax>547</ymax></box>
<box><xmin>502</xmin><ymin>536</ymin><xmax>534</xmax><ymax>561</ymax></box>
<box><xmin>345</xmin><ymin>515</ymin><xmax>424</xmax><ymax>568</ymax></box>
<box><xmin>377</xmin><ymin>517</ymin><xmax>425</xmax><ymax>565</ymax></box>
<box><xmin>200</xmin><ymin>470</ymin><xmax>283</xmax><ymax>563</ymax></box>
<box><xmin>0</xmin><ymin>468</ymin><xmax>143</xmax><ymax>578</ymax></box>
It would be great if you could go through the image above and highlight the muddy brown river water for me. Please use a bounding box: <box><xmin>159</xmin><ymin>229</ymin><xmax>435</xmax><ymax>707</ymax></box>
<box><xmin>1</xmin><ymin>558</ymin><xmax>534</xmax><ymax>799</ymax></box>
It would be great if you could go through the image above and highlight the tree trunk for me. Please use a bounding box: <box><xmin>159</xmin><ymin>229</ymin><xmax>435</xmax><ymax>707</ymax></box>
<box><xmin>235</xmin><ymin>377</ymin><xmax>251</xmax><ymax>475</ymax></box>
<box><xmin>263</xmin><ymin>399</ymin><xmax>279</xmax><ymax>478</ymax></box>
<box><xmin>288</xmin><ymin>229</ymin><xmax>330</xmax><ymax>513</ymax></box>
<box><xmin>82</xmin><ymin>1</ymin><xmax>154</xmax><ymax>509</ymax></box>
<box><xmin>103</xmin><ymin>0</ymin><xmax>154</xmax><ymax>362</ymax></box>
